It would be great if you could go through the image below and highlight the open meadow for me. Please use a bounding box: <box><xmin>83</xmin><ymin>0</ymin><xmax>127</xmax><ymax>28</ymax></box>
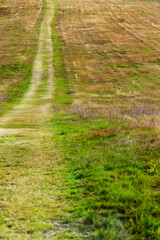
<box><xmin>0</xmin><ymin>0</ymin><xmax>160</xmax><ymax>239</ymax></box>
<box><xmin>52</xmin><ymin>0</ymin><xmax>160</xmax><ymax>238</ymax></box>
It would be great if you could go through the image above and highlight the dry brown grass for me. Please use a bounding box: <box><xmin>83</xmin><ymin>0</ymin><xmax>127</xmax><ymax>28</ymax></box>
<box><xmin>55</xmin><ymin>0</ymin><xmax>160</xmax><ymax>127</ymax></box>
<box><xmin>0</xmin><ymin>0</ymin><xmax>42</xmax><ymax>61</ymax></box>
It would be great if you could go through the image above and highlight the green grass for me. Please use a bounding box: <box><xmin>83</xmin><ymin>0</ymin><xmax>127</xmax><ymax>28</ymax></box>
<box><xmin>51</xmin><ymin>114</ymin><xmax>160</xmax><ymax>239</ymax></box>
<box><xmin>0</xmin><ymin>2</ymin><xmax>45</xmax><ymax>117</ymax></box>
<box><xmin>51</xmin><ymin>4</ymin><xmax>160</xmax><ymax>239</ymax></box>
<box><xmin>0</xmin><ymin>131</ymin><xmax>65</xmax><ymax>239</ymax></box>
<box><xmin>0</xmin><ymin>0</ymin><xmax>159</xmax><ymax>239</ymax></box>
<box><xmin>52</xmin><ymin>14</ymin><xmax>73</xmax><ymax>110</ymax></box>
<box><xmin>106</xmin><ymin>63</ymin><xmax>142</xmax><ymax>69</ymax></box>
<box><xmin>0</xmin><ymin>2</ymin><xmax>67</xmax><ymax>239</ymax></box>
<box><xmin>0</xmin><ymin>63</ymin><xmax>32</xmax><ymax>115</ymax></box>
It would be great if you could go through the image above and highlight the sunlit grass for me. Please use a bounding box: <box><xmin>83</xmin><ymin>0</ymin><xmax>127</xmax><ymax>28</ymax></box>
<box><xmin>0</xmin><ymin>0</ymin><xmax>43</xmax><ymax>116</ymax></box>
<box><xmin>51</xmin><ymin>0</ymin><xmax>160</xmax><ymax>238</ymax></box>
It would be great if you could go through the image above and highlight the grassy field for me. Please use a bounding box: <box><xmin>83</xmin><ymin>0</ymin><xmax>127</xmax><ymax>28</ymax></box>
<box><xmin>0</xmin><ymin>1</ymin><xmax>65</xmax><ymax>239</ymax></box>
<box><xmin>0</xmin><ymin>0</ymin><xmax>159</xmax><ymax>239</ymax></box>
<box><xmin>0</xmin><ymin>0</ymin><xmax>42</xmax><ymax>116</ymax></box>
<box><xmin>51</xmin><ymin>0</ymin><xmax>160</xmax><ymax>239</ymax></box>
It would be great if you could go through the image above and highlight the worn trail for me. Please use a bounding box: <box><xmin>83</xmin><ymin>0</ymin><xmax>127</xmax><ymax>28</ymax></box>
<box><xmin>0</xmin><ymin>0</ymin><xmax>62</xmax><ymax>238</ymax></box>
<box><xmin>0</xmin><ymin>0</ymin><xmax>54</xmax><ymax>135</ymax></box>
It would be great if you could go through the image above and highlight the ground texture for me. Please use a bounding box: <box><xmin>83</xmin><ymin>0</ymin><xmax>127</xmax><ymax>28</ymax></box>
<box><xmin>0</xmin><ymin>0</ymin><xmax>42</xmax><ymax>115</ymax></box>
<box><xmin>0</xmin><ymin>0</ymin><xmax>160</xmax><ymax>239</ymax></box>
<box><xmin>51</xmin><ymin>0</ymin><xmax>160</xmax><ymax>239</ymax></box>
<box><xmin>0</xmin><ymin>0</ymin><xmax>65</xmax><ymax>239</ymax></box>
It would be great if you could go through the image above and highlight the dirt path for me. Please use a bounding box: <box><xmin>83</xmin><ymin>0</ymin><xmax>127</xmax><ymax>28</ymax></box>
<box><xmin>0</xmin><ymin>0</ymin><xmax>63</xmax><ymax>238</ymax></box>
<box><xmin>0</xmin><ymin>0</ymin><xmax>54</xmax><ymax>135</ymax></box>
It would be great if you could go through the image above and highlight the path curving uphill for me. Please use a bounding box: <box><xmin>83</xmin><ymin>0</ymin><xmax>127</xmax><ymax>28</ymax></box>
<box><xmin>0</xmin><ymin>1</ymin><xmax>62</xmax><ymax>238</ymax></box>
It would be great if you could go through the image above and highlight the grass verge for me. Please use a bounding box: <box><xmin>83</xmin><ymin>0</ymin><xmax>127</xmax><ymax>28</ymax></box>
<box><xmin>52</xmin><ymin>7</ymin><xmax>73</xmax><ymax>110</ymax></box>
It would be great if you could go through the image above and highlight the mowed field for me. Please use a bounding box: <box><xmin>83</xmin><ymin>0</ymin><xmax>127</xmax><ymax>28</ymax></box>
<box><xmin>51</xmin><ymin>0</ymin><xmax>160</xmax><ymax>239</ymax></box>
<box><xmin>0</xmin><ymin>0</ymin><xmax>42</xmax><ymax>115</ymax></box>
<box><xmin>55</xmin><ymin>0</ymin><xmax>160</xmax><ymax>125</ymax></box>
<box><xmin>0</xmin><ymin>0</ymin><xmax>160</xmax><ymax>239</ymax></box>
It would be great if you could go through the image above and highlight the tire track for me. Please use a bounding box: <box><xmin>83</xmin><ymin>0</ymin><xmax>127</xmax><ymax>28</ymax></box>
<box><xmin>0</xmin><ymin>0</ymin><xmax>54</xmax><ymax>136</ymax></box>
